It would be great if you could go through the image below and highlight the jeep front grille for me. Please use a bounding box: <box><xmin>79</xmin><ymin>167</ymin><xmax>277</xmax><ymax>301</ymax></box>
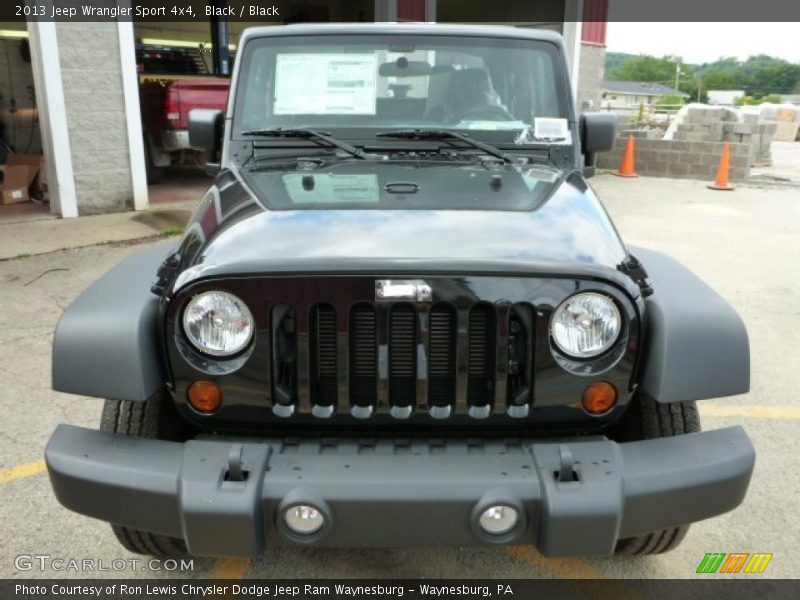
<box><xmin>270</xmin><ymin>299</ymin><xmax>534</xmax><ymax>420</ymax></box>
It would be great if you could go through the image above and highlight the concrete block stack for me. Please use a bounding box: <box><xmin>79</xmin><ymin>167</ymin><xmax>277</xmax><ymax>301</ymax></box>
<box><xmin>770</xmin><ymin>107</ymin><xmax>800</xmax><ymax>142</ymax></box>
<box><xmin>619</xmin><ymin>129</ymin><xmax>662</xmax><ymax>140</ymax></box>
<box><xmin>672</xmin><ymin>107</ymin><xmax>776</xmax><ymax>166</ymax></box>
<box><xmin>596</xmin><ymin>137</ymin><xmax>752</xmax><ymax>182</ymax></box>
<box><xmin>722</xmin><ymin>114</ymin><xmax>775</xmax><ymax>166</ymax></box>
<box><xmin>672</xmin><ymin>107</ymin><xmax>734</xmax><ymax>142</ymax></box>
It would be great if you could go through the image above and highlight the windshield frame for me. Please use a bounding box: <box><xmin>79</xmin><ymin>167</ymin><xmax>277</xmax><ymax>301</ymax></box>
<box><xmin>229</xmin><ymin>31</ymin><xmax>573</xmax><ymax>148</ymax></box>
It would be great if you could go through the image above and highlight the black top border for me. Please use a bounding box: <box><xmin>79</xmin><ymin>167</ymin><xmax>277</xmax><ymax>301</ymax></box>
<box><xmin>1</xmin><ymin>0</ymin><xmax>799</xmax><ymax>23</ymax></box>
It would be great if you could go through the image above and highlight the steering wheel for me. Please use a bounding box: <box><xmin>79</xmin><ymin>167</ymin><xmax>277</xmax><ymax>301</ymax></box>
<box><xmin>454</xmin><ymin>105</ymin><xmax>514</xmax><ymax>122</ymax></box>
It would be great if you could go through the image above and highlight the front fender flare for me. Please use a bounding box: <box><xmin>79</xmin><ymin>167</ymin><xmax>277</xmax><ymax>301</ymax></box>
<box><xmin>52</xmin><ymin>242</ymin><xmax>173</xmax><ymax>402</ymax></box>
<box><xmin>632</xmin><ymin>247</ymin><xmax>749</xmax><ymax>403</ymax></box>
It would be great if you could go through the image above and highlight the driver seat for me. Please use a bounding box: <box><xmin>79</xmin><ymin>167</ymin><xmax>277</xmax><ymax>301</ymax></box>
<box><xmin>445</xmin><ymin>68</ymin><xmax>507</xmax><ymax>120</ymax></box>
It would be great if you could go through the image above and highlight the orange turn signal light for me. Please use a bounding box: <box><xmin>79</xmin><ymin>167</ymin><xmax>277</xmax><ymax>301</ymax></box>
<box><xmin>582</xmin><ymin>381</ymin><xmax>617</xmax><ymax>415</ymax></box>
<box><xmin>187</xmin><ymin>380</ymin><xmax>222</xmax><ymax>414</ymax></box>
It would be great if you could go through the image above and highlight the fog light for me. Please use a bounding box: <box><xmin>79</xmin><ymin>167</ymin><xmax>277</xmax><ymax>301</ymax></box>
<box><xmin>582</xmin><ymin>381</ymin><xmax>617</xmax><ymax>415</ymax></box>
<box><xmin>479</xmin><ymin>505</ymin><xmax>518</xmax><ymax>535</ymax></box>
<box><xmin>187</xmin><ymin>380</ymin><xmax>222</xmax><ymax>414</ymax></box>
<box><xmin>284</xmin><ymin>505</ymin><xmax>325</xmax><ymax>535</ymax></box>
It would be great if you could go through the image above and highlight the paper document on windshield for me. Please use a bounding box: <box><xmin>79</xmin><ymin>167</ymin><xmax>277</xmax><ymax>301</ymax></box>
<box><xmin>515</xmin><ymin>118</ymin><xmax>572</xmax><ymax>145</ymax></box>
<box><xmin>283</xmin><ymin>174</ymin><xmax>380</xmax><ymax>204</ymax></box>
<box><xmin>274</xmin><ymin>54</ymin><xmax>377</xmax><ymax>115</ymax></box>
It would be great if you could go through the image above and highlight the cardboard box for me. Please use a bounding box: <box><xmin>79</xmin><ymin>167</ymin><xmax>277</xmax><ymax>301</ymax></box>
<box><xmin>776</xmin><ymin>107</ymin><xmax>798</xmax><ymax>123</ymax></box>
<box><xmin>772</xmin><ymin>120</ymin><xmax>800</xmax><ymax>142</ymax></box>
<box><xmin>0</xmin><ymin>154</ymin><xmax>43</xmax><ymax>205</ymax></box>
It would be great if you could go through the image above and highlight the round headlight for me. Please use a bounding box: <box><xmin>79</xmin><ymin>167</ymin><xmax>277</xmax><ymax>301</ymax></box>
<box><xmin>551</xmin><ymin>292</ymin><xmax>621</xmax><ymax>358</ymax></box>
<box><xmin>183</xmin><ymin>291</ymin><xmax>254</xmax><ymax>357</ymax></box>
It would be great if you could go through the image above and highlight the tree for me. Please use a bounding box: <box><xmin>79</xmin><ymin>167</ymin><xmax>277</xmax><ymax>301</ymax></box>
<box><xmin>608</xmin><ymin>55</ymin><xmax>698</xmax><ymax>99</ymax></box>
<box><xmin>607</xmin><ymin>53</ymin><xmax>800</xmax><ymax>102</ymax></box>
<box><xmin>608</xmin><ymin>54</ymin><xmax>680</xmax><ymax>83</ymax></box>
<box><xmin>659</xmin><ymin>93</ymin><xmax>686</xmax><ymax>106</ymax></box>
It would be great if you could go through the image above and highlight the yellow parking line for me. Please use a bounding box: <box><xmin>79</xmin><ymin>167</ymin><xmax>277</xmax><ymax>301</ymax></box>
<box><xmin>505</xmin><ymin>547</ymin><xmax>639</xmax><ymax>599</ymax></box>
<box><xmin>505</xmin><ymin>546</ymin><xmax>608</xmax><ymax>579</ymax></box>
<box><xmin>0</xmin><ymin>459</ymin><xmax>46</xmax><ymax>484</ymax></box>
<box><xmin>213</xmin><ymin>557</ymin><xmax>252</xmax><ymax>579</ymax></box>
<box><xmin>699</xmin><ymin>405</ymin><xmax>800</xmax><ymax>419</ymax></box>
<box><xmin>210</xmin><ymin>557</ymin><xmax>252</xmax><ymax>599</ymax></box>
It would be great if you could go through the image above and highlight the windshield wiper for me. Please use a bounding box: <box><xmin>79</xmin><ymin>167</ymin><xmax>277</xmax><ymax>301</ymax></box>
<box><xmin>242</xmin><ymin>128</ymin><xmax>381</xmax><ymax>161</ymax></box>
<box><xmin>376</xmin><ymin>129</ymin><xmax>516</xmax><ymax>163</ymax></box>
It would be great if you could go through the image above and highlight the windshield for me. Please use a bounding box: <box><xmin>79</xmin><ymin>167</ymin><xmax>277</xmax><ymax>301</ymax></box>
<box><xmin>233</xmin><ymin>34</ymin><xmax>567</xmax><ymax>142</ymax></box>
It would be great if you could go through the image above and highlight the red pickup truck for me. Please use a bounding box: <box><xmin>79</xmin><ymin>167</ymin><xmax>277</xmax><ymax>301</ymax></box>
<box><xmin>137</xmin><ymin>46</ymin><xmax>230</xmax><ymax>183</ymax></box>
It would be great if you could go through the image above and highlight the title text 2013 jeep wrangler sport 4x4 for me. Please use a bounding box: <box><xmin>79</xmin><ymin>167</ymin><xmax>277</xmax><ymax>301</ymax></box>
<box><xmin>45</xmin><ymin>24</ymin><xmax>754</xmax><ymax>558</ymax></box>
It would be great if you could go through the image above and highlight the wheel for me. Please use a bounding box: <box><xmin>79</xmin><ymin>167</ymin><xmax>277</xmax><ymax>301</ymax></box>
<box><xmin>612</xmin><ymin>394</ymin><xmax>701</xmax><ymax>555</ymax></box>
<box><xmin>100</xmin><ymin>395</ymin><xmax>188</xmax><ymax>557</ymax></box>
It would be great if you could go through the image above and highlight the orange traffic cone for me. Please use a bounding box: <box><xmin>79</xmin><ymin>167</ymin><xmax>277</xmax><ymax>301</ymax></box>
<box><xmin>612</xmin><ymin>135</ymin><xmax>638</xmax><ymax>178</ymax></box>
<box><xmin>707</xmin><ymin>142</ymin><xmax>735</xmax><ymax>191</ymax></box>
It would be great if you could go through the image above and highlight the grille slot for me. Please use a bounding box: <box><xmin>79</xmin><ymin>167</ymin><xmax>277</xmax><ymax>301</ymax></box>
<box><xmin>270</xmin><ymin>304</ymin><xmax>297</xmax><ymax>409</ymax></box>
<box><xmin>506</xmin><ymin>304</ymin><xmax>534</xmax><ymax>409</ymax></box>
<box><xmin>428</xmin><ymin>303</ymin><xmax>457</xmax><ymax>408</ymax></box>
<box><xmin>389</xmin><ymin>303</ymin><xmax>417</xmax><ymax>408</ymax></box>
<box><xmin>467</xmin><ymin>303</ymin><xmax>495</xmax><ymax>409</ymax></box>
<box><xmin>349</xmin><ymin>303</ymin><xmax>377</xmax><ymax>408</ymax></box>
<box><xmin>310</xmin><ymin>303</ymin><xmax>338</xmax><ymax>408</ymax></box>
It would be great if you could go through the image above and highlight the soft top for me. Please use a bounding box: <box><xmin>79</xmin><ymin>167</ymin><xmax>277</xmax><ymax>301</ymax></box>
<box><xmin>238</xmin><ymin>22</ymin><xmax>565</xmax><ymax>45</ymax></box>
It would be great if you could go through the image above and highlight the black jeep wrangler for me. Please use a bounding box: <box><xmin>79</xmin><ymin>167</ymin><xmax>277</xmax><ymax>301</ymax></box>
<box><xmin>46</xmin><ymin>24</ymin><xmax>754</xmax><ymax>558</ymax></box>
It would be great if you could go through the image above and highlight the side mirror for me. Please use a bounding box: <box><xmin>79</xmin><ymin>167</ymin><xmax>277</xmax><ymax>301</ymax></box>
<box><xmin>189</xmin><ymin>109</ymin><xmax>224</xmax><ymax>175</ymax></box>
<box><xmin>580</xmin><ymin>112</ymin><xmax>617</xmax><ymax>177</ymax></box>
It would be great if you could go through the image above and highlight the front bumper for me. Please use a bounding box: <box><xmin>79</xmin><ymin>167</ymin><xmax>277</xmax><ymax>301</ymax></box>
<box><xmin>45</xmin><ymin>424</ymin><xmax>754</xmax><ymax>557</ymax></box>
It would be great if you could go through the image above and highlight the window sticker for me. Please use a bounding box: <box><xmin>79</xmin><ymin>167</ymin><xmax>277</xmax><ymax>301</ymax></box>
<box><xmin>532</xmin><ymin>117</ymin><xmax>570</xmax><ymax>142</ymax></box>
<box><xmin>515</xmin><ymin>118</ymin><xmax>572</xmax><ymax>145</ymax></box>
<box><xmin>274</xmin><ymin>54</ymin><xmax>378</xmax><ymax>115</ymax></box>
<box><xmin>463</xmin><ymin>120</ymin><xmax>528</xmax><ymax>131</ymax></box>
<box><xmin>521</xmin><ymin>167</ymin><xmax>559</xmax><ymax>191</ymax></box>
<box><xmin>283</xmin><ymin>174</ymin><xmax>380</xmax><ymax>204</ymax></box>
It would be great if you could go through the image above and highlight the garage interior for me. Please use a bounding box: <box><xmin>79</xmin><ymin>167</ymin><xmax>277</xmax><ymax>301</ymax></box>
<box><xmin>0</xmin><ymin>0</ymin><xmax>584</xmax><ymax>222</ymax></box>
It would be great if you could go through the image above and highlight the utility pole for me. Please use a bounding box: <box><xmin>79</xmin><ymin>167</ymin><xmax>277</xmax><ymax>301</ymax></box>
<box><xmin>674</xmin><ymin>61</ymin><xmax>681</xmax><ymax>91</ymax></box>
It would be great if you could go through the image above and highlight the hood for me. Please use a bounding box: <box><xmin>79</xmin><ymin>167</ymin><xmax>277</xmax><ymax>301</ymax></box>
<box><xmin>172</xmin><ymin>162</ymin><xmax>630</xmax><ymax>292</ymax></box>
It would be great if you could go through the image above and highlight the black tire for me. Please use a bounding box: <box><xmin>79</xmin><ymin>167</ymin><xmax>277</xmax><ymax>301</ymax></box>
<box><xmin>613</xmin><ymin>395</ymin><xmax>701</xmax><ymax>556</ymax></box>
<box><xmin>100</xmin><ymin>395</ymin><xmax>188</xmax><ymax>557</ymax></box>
<box><xmin>143</xmin><ymin>137</ymin><xmax>165</xmax><ymax>185</ymax></box>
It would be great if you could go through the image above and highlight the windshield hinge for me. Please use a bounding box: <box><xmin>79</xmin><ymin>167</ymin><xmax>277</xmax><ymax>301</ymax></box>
<box><xmin>547</xmin><ymin>145</ymin><xmax>573</xmax><ymax>170</ymax></box>
<box><xmin>618</xmin><ymin>253</ymin><xmax>653</xmax><ymax>297</ymax></box>
<box><xmin>151</xmin><ymin>250</ymin><xmax>181</xmax><ymax>297</ymax></box>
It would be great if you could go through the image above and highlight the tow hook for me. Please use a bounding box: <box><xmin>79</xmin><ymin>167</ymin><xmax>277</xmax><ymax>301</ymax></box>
<box><xmin>225</xmin><ymin>444</ymin><xmax>249</xmax><ymax>482</ymax></box>
<box><xmin>556</xmin><ymin>444</ymin><xmax>579</xmax><ymax>482</ymax></box>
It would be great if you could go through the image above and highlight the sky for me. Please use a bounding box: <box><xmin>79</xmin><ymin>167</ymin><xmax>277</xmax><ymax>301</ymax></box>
<box><xmin>605</xmin><ymin>23</ymin><xmax>800</xmax><ymax>64</ymax></box>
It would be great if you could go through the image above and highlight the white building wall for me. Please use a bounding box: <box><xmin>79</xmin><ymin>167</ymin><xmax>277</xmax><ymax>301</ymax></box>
<box><xmin>56</xmin><ymin>22</ymin><xmax>135</xmax><ymax>215</ymax></box>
